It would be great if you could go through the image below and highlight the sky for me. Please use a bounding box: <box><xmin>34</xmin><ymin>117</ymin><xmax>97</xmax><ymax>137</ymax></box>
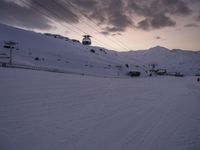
<box><xmin>0</xmin><ymin>0</ymin><xmax>200</xmax><ymax>51</ymax></box>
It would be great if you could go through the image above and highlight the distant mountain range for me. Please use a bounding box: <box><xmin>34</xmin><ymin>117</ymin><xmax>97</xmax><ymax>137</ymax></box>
<box><xmin>0</xmin><ymin>24</ymin><xmax>199</xmax><ymax>77</ymax></box>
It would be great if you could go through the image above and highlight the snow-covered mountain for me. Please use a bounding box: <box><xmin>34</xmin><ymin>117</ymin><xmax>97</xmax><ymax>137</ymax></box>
<box><xmin>121</xmin><ymin>46</ymin><xmax>200</xmax><ymax>75</ymax></box>
<box><xmin>0</xmin><ymin>23</ymin><xmax>199</xmax><ymax>76</ymax></box>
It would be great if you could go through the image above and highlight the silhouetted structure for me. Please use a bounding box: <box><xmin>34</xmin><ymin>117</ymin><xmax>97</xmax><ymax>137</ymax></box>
<box><xmin>82</xmin><ymin>35</ymin><xmax>92</xmax><ymax>45</ymax></box>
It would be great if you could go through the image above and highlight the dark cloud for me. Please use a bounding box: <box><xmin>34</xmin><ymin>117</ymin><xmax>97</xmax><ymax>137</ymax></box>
<box><xmin>162</xmin><ymin>0</ymin><xmax>191</xmax><ymax>16</ymax></box>
<box><xmin>71</xmin><ymin>0</ymin><xmax>98</xmax><ymax>10</ymax></box>
<box><xmin>128</xmin><ymin>0</ymin><xmax>190</xmax><ymax>30</ymax></box>
<box><xmin>100</xmin><ymin>31</ymin><xmax>122</xmax><ymax>36</ymax></box>
<box><xmin>73</xmin><ymin>0</ymin><xmax>133</xmax><ymax>33</ymax></box>
<box><xmin>30</xmin><ymin>0</ymin><xmax>79</xmax><ymax>23</ymax></box>
<box><xmin>103</xmin><ymin>0</ymin><xmax>133</xmax><ymax>32</ymax></box>
<box><xmin>197</xmin><ymin>10</ymin><xmax>200</xmax><ymax>21</ymax></box>
<box><xmin>0</xmin><ymin>0</ymin><xmax>80</xmax><ymax>30</ymax></box>
<box><xmin>100</xmin><ymin>31</ymin><xmax>110</xmax><ymax>36</ymax></box>
<box><xmin>112</xmin><ymin>33</ymin><xmax>122</xmax><ymax>36</ymax></box>
<box><xmin>74</xmin><ymin>0</ymin><xmax>191</xmax><ymax>32</ymax></box>
<box><xmin>155</xmin><ymin>36</ymin><xmax>162</xmax><ymax>39</ymax></box>
<box><xmin>0</xmin><ymin>0</ymin><xmax>53</xmax><ymax>30</ymax></box>
<box><xmin>0</xmin><ymin>0</ymin><xmax>197</xmax><ymax>33</ymax></box>
<box><xmin>137</xmin><ymin>14</ymin><xmax>176</xmax><ymax>30</ymax></box>
<box><xmin>184</xmin><ymin>23</ymin><xmax>199</xmax><ymax>27</ymax></box>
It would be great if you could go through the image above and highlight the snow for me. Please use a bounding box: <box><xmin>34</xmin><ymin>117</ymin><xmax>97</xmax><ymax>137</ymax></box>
<box><xmin>0</xmin><ymin>24</ymin><xmax>200</xmax><ymax>77</ymax></box>
<box><xmin>0</xmin><ymin>23</ymin><xmax>200</xmax><ymax>150</ymax></box>
<box><xmin>120</xmin><ymin>46</ymin><xmax>200</xmax><ymax>75</ymax></box>
<box><xmin>0</xmin><ymin>68</ymin><xmax>200</xmax><ymax>150</ymax></box>
<box><xmin>0</xmin><ymin>23</ymin><xmax>127</xmax><ymax>77</ymax></box>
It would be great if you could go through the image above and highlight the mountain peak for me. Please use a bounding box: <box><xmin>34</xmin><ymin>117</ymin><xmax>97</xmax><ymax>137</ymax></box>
<box><xmin>149</xmin><ymin>46</ymin><xmax>169</xmax><ymax>52</ymax></box>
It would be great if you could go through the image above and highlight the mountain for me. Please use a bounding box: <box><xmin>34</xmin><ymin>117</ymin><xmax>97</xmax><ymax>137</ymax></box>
<box><xmin>0</xmin><ymin>24</ymin><xmax>200</xmax><ymax>76</ymax></box>
<box><xmin>121</xmin><ymin>46</ymin><xmax>200</xmax><ymax>75</ymax></box>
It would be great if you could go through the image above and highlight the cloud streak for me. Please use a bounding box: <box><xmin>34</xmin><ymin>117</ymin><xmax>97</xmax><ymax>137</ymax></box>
<box><xmin>0</xmin><ymin>0</ymin><xmax>53</xmax><ymax>29</ymax></box>
<box><xmin>197</xmin><ymin>10</ymin><xmax>200</xmax><ymax>21</ymax></box>
<box><xmin>184</xmin><ymin>23</ymin><xmax>199</xmax><ymax>27</ymax></box>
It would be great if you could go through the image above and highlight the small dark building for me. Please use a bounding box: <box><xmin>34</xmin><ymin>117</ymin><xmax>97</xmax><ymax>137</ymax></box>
<box><xmin>174</xmin><ymin>72</ymin><xmax>184</xmax><ymax>77</ymax></box>
<box><xmin>168</xmin><ymin>72</ymin><xmax>184</xmax><ymax>77</ymax></box>
<box><xmin>2</xmin><ymin>63</ymin><xmax>7</xmax><ymax>67</ymax></box>
<box><xmin>127</xmin><ymin>71</ymin><xmax>141</xmax><ymax>77</ymax></box>
<box><xmin>155</xmin><ymin>69</ymin><xmax>167</xmax><ymax>75</ymax></box>
<box><xmin>195</xmin><ymin>72</ymin><xmax>200</xmax><ymax>76</ymax></box>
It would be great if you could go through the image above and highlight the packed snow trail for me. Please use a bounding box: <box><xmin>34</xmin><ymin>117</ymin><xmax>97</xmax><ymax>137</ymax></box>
<box><xmin>0</xmin><ymin>68</ymin><xmax>200</xmax><ymax>150</ymax></box>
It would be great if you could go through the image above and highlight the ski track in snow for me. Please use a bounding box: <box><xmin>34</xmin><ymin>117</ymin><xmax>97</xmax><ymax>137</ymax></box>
<box><xmin>0</xmin><ymin>68</ymin><xmax>200</xmax><ymax>150</ymax></box>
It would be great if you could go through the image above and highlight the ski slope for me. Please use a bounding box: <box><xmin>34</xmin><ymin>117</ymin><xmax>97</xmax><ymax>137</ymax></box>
<box><xmin>0</xmin><ymin>23</ymin><xmax>130</xmax><ymax>77</ymax></box>
<box><xmin>0</xmin><ymin>68</ymin><xmax>200</xmax><ymax>150</ymax></box>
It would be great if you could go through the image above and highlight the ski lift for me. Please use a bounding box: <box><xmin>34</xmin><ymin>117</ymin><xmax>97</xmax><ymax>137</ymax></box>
<box><xmin>4</xmin><ymin>41</ymin><xmax>16</xmax><ymax>49</ymax></box>
<box><xmin>82</xmin><ymin>35</ymin><xmax>92</xmax><ymax>45</ymax></box>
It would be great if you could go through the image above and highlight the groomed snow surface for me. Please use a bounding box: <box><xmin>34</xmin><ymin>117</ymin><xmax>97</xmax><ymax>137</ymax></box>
<box><xmin>0</xmin><ymin>68</ymin><xmax>200</xmax><ymax>150</ymax></box>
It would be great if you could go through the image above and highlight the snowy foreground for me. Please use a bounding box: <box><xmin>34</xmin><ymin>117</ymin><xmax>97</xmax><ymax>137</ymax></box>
<box><xmin>0</xmin><ymin>68</ymin><xmax>200</xmax><ymax>150</ymax></box>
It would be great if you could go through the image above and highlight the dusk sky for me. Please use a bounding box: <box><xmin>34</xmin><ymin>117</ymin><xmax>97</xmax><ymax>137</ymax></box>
<box><xmin>0</xmin><ymin>0</ymin><xmax>200</xmax><ymax>51</ymax></box>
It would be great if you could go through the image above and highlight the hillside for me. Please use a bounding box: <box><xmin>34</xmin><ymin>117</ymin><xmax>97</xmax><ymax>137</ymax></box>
<box><xmin>0</xmin><ymin>24</ymin><xmax>125</xmax><ymax>77</ymax></box>
<box><xmin>0</xmin><ymin>23</ymin><xmax>200</xmax><ymax>77</ymax></box>
<box><xmin>122</xmin><ymin>46</ymin><xmax>200</xmax><ymax>75</ymax></box>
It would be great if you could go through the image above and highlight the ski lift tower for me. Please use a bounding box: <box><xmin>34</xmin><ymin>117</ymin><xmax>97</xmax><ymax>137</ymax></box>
<box><xmin>82</xmin><ymin>35</ymin><xmax>92</xmax><ymax>45</ymax></box>
<box><xmin>4</xmin><ymin>41</ymin><xmax>16</xmax><ymax>65</ymax></box>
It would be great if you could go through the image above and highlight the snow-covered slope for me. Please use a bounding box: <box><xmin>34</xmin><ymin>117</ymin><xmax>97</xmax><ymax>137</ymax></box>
<box><xmin>1</xmin><ymin>68</ymin><xmax>200</xmax><ymax>150</ymax></box>
<box><xmin>0</xmin><ymin>24</ymin><xmax>127</xmax><ymax>77</ymax></box>
<box><xmin>0</xmin><ymin>24</ymin><xmax>199</xmax><ymax>76</ymax></box>
<box><xmin>121</xmin><ymin>46</ymin><xmax>200</xmax><ymax>75</ymax></box>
